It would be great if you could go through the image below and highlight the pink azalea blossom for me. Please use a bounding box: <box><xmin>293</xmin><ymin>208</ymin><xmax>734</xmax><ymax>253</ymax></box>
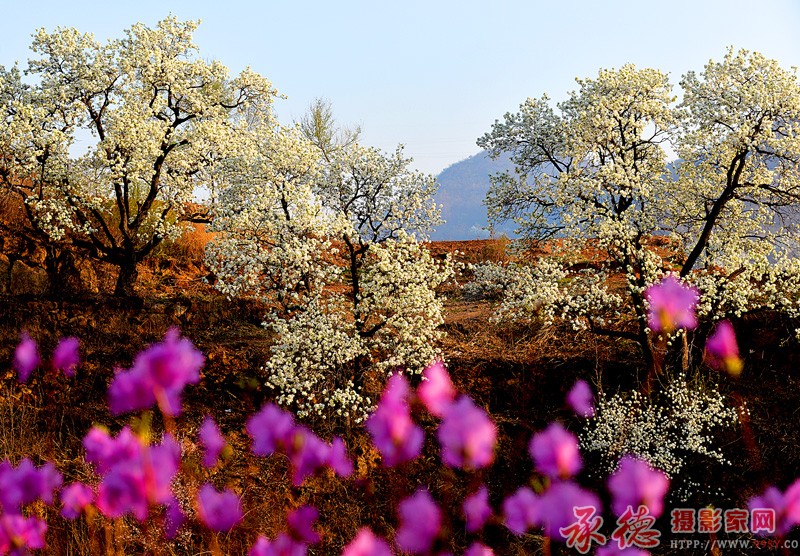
<box><xmin>566</xmin><ymin>379</ymin><xmax>595</xmax><ymax>417</ymax></box>
<box><xmin>418</xmin><ymin>360</ymin><xmax>457</xmax><ymax>417</ymax></box>
<box><xmin>328</xmin><ymin>437</ymin><xmax>353</xmax><ymax>478</ymax></box>
<box><xmin>108</xmin><ymin>328</ymin><xmax>204</xmax><ymax>417</ymax></box>
<box><xmin>60</xmin><ymin>482</ymin><xmax>94</xmax><ymax>519</ymax></box>
<box><xmin>164</xmin><ymin>495</ymin><xmax>186</xmax><ymax>539</ymax></box>
<box><xmin>13</xmin><ymin>332</ymin><xmax>39</xmax><ymax>383</ymax></box>
<box><xmin>645</xmin><ymin>275</ymin><xmax>699</xmax><ymax>333</ymax></box>
<box><xmin>287</xmin><ymin>505</ymin><xmax>320</xmax><ymax>544</ymax></box>
<box><xmin>463</xmin><ymin>485</ymin><xmax>492</xmax><ymax>532</ymax></box>
<box><xmin>0</xmin><ymin>458</ymin><xmax>62</xmax><ymax>511</ymax></box>
<box><xmin>607</xmin><ymin>455</ymin><xmax>670</xmax><ymax>518</ymax></box>
<box><xmin>529</xmin><ymin>422</ymin><xmax>582</xmax><ymax>479</ymax></box>
<box><xmin>535</xmin><ymin>481</ymin><xmax>601</xmax><ymax>539</ymax></box>
<box><xmin>366</xmin><ymin>374</ymin><xmax>424</xmax><ymax>467</ymax></box>
<box><xmin>249</xmin><ymin>533</ymin><xmax>307</xmax><ymax>556</ymax></box>
<box><xmin>52</xmin><ymin>337</ymin><xmax>80</xmax><ymax>377</ymax></box>
<box><xmin>0</xmin><ymin>514</ymin><xmax>47</xmax><ymax>553</ymax></box>
<box><xmin>705</xmin><ymin>320</ymin><xmax>743</xmax><ymax>377</ymax></box>
<box><xmin>464</xmin><ymin>542</ymin><xmax>494</xmax><ymax>556</ymax></box>
<box><xmin>199</xmin><ymin>417</ymin><xmax>226</xmax><ymax>468</ymax></box>
<box><xmin>748</xmin><ymin>481</ymin><xmax>800</xmax><ymax>536</ymax></box>
<box><xmin>503</xmin><ymin>487</ymin><xmax>539</xmax><ymax>536</ymax></box>
<box><xmin>247</xmin><ymin>403</ymin><xmax>297</xmax><ymax>456</ymax></box>
<box><xmin>395</xmin><ymin>489</ymin><xmax>441</xmax><ymax>554</ymax></box>
<box><xmin>197</xmin><ymin>484</ymin><xmax>242</xmax><ymax>532</ymax></box>
<box><xmin>438</xmin><ymin>396</ymin><xmax>497</xmax><ymax>469</ymax></box>
<box><xmin>341</xmin><ymin>528</ymin><xmax>392</xmax><ymax>556</ymax></box>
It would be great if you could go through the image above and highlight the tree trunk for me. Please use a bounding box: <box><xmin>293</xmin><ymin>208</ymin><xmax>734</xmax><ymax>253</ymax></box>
<box><xmin>114</xmin><ymin>260</ymin><xmax>139</xmax><ymax>297</ymax></box>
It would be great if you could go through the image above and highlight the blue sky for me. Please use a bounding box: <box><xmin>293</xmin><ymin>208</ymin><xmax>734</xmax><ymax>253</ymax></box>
<box><xmin>2</xmin><ymin>1</ymin><xmax>799</xmax><ymax>174</ymax></box>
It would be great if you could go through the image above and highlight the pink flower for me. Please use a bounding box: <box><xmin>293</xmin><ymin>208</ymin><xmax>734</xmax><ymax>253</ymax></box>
<box><xmin>395</xmin><ymin>489</ymin><xmax>441</xmax><ymax>554</ymax></box>
<box><xmin>249</xmin><ymin>533</ymin><xmax>307</xmax><ymax>556</ymax></box>
<box><xmin>502</xmin><ymin>487</ymin><xmax>539</xmax><ymax>535</ymax></box>
<box><xmin>328</xmin><ymin>437</ymin><xmax>353</xmax><ymax>478</ymax></box>
<box><xmin>287</xmin><ymin>505</ymin><xmax>320</xmax><ymax>544</ymax></box>
<box><xmin>748</xmin><ymin>481</ymin><xmax>800</xmax><ymax>536</ymax></box>
<box><xmin>199</xmin><ymin>417</ymin><xmax>226</xmax><ymax>468</ymax></box>
<box><xmin>438</xmin><ymin>396</ymin><xmax>497</xmax><ymax>469</ymax></box>
<box><xmin>247</xmin><ymin>403</ymin><xmax>297</xmax><ymax>457</ymax></box>
<box><xmin>164</xmin><ymin>495</ymin><xmax>185</xmax><ymax>539</ymax></box>
<box><xmin>529</xmin><ymin>422</ymin><xmax>582</xmax><ymax>479</ymax></box>
<box><xmin>86</xmin><ymin>428</ymin><xmax>180</xmax><ymax>521</ymax></box>
<box><xmin>645</xmin><ymin>275</ymin><xmax>699</xmax><ymax>333</ymax></box>
<box><xmin>0</xmin><ymin>514</ymin><xmax>47</xmax><ymax>553</ymax></box>
<box><xmin>0</xmin><ymin>458</ymin><xmax>62</xmax><ymax>511</ymax></box>
<box><xmin>197</xmin><ymin>484</ymin><xmax>242</xmax><ymax>532</ymax></box>
<box><xmin>566</xmin><ymin>379</ymin><xmax>595</xmax><ymax>417</ymax></box>
<box><xmin>535</xmin><ymin>481</ymin><xmax>601</xmax><ymax>539</ymax></box>
<box><xmin>108</xmin><ymin>328</ymin><xmax>204</xmax><ymax>417</ymax></box>
<box><xmin>60</xmin><ymin>482</ymin><xmax>94</xmax><ymax>519</ymax></box>
<box><xmin>341</xmin><ymin>528</ymin><xmax>392</xmax><ymax>556</ymax></box>
<box><xmin>13</xmin><ymin>332</ymin><xmax>39</xmax><ymax>383</ymax></box>
<box><xmin>52</xmin><ymin>337</ymin><xmax>80</xmax><ymax>377</ymax></box>
<box><xmin>418</xmin><ymin>360</ymin><xmax>456</xmax><ymax>417</ymax></box>
<box><xmin>464</xmin><ymin>542</ymin><xmax>494</xmax><ymax>556</ymax></box>
<box><xmin>705</xmin><ymin>320</ymin><xmax>743</xmax><ymax>377</ymax></box>
<box><xmin>607</xmin><ymin>455</ymin><xmax>670</xmax><ymax>518</ymax></box>
<box><xmin>366</xmin><ymin>374</ymin><xmax>424</xmax><ymax>467</ymax></box>
<box><xmin>463</xmin><ymin>485</ymin><xmax>492</xmax><ymax>532</ymax></box>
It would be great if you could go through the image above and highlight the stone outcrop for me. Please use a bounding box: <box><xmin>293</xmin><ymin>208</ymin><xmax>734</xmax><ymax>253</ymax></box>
<box><xmin>9</xmin><ymin>260</ymin><xmax>49</xmax><ymax>296</ymax></box>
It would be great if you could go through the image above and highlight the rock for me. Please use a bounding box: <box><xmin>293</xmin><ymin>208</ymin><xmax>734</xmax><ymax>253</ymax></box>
<box><xmin>0</xmin><ymin>254</ymin><xmax>9</xmax><ymax>294</ymax></box>
<box><xmin>10</xmin><ymin>260</ymin><xmax>49</xmax><ymax>296</ymax></box>
<box><xmin>55</xmin><ymin>252</ymin><xmax>99</xmax><ymax>296</ymax></box>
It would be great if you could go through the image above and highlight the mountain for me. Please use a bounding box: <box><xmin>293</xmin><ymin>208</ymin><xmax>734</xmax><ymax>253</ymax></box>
<box><xmin>430</xmin><ymin>150</ymin><xmax>518</xmax><ymax>241</ymax></box>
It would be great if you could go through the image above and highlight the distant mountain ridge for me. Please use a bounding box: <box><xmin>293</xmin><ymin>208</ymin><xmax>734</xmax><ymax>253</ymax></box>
<box><xmin>430</xmin><ymin>150</ymin><xmax>518</xmax><ymax>241</ymax></box>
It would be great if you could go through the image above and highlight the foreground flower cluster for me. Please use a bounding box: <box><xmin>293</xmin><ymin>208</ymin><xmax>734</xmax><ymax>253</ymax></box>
<box><xmin>2</xmin><ymin>276</ymin><xmax>799</xmax><ymax>554</ymax></box>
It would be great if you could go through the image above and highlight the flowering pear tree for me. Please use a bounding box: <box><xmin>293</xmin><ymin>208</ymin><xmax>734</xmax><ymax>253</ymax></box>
<box><xmin>208</xmin><ymin>132</ymin><xmax>454</xmax><ymax>421</ymax></box>
<box><xmin>477</xmin><ymin>49</ymin><xmax>800</xmax><ymax>362</ymax></box>
<box><xmin>0</xmin><ymin>17</ymin><xmax>275</xmax><ymax>295</ymax></box>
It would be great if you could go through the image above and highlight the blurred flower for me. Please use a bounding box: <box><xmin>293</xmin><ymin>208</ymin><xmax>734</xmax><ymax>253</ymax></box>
<box><xmin>247</xmin><ymin>403</ymin><xmax>297</xmax><ymax>457</ymax></box>
<box><xmin>502</xmin><ymin>487</ymin><xmax>539</xmax><ymax>536</ymax></box>
<box><xmin>60</xmin><ymin>482</ymin><xmax>94</xmax><ymax>520</ymax></box>
<box><xmin>341</xmin><ymin>528</ymin><xmax>392</xmax><ymax>556</ymax></box>
<box><xmin>0</xmin><ymin>458</ymin><xmax>62</xmax><ymax>511</ymax></box>
<box><xmin>418</xmin><ymin>360</ymin><xmax>456</xmax><ymax>417</ymax></box>
<box><xmin>464</xmin><ymin>542</ymin><xmax>494</xmax><ymax>556</ymax></box>
<box><xmin>645</xmin><ymin>275</ymin><xmax>699</xmax><ymax>333</ymax></box>
<box><xmin>463</xmin><ymin>485</ymin><xmax>492</xmax><ymax>533</ymax></box>
<box><xmin>395</xmin><ymin>489</ymin><xmax>441</xmax><ymax>554</ymax></box>
<box><xmin>366</xmin><ymin>374</ymin><xmax>424</xmax><ymax>467</ymax></box>
<box><xmin>13</xmin><ymin>332</ymin><xmax>39</xmax><ymax>383</ymax></box>
<box><xmin>107</xmin><ymin>328</ymin><xmax>204</xmax><ymax>416</ymax></box>
<box><xmin>438</xmin><ymin>396</ymin><xmax>497</xmax><ymax>469</ymax></box>
<box><xmin>328</xmin><ymin>437</ymin><xmax>353</xmax><ymax>478</ymax></box>
<box><xmin>249</xmin><ymin>533</ymin><xmax>306</xmax><ymax>556</ymax></box>
<box><xmin>86</xmin><ymin>428</ymin><xmax>180</xmax><ymax>521</ymax></box>
<box><xmin>529</xmin><ymin>422</ymin><xmax>582</xmax><ymax>479</ymax></box>
<box><xmin>198</xmin><ymin>417</ymin><xmax>226</xmax><ymax>468</ymax></box>
<box><xmin>536</xmin><ymin>481</ymin><xmax>601</xmax><ymax>539</ymax></box>
<box><xmin>607</xmin><ymin>455</ymin><xmax>670</xmax><ymax>518</ymax></box>
<box><xmin>287</xmin><ymin>505</ymin><xmax>320</xmax><ymax>544</ymax></box>
<box><xmin>52</xmin><ymin>337</ymin><xmax>80</xmax><ymax>377</ymax></box>
<box><xmin>748</xmin><ymin>482</ymin><xmax>800</xmax><ymax>536</ymax></box>
<box><xmin>164</xmin><ymin>495</ymin><xmax>185</xmax><ymax>539</ymax></box>
<box><xmin>566</xmin><ymin>379</ymin><xmax>595</xmax><ymax>417</ymax></box>
<box><xmin>705</xmin><ymin>320</ymin><xmax>743</xmax><ymax>377</ymax></box>
<box><xmin>596</xmin><ymin>546</ymin><xmax>650</xmax><ymax>555</ymax></box>
<box><xmin>197</xmin><ymin>484</ymin><xmax>242</xmax><ymax>532</ymax></box>
<box><xmin>0</xmin><ymin>514</ymin><xmax>47</xmax><ymax>553</ymax></box>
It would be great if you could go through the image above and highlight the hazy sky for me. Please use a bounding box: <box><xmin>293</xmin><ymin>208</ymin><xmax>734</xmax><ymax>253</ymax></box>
<box><xmin>2</xmin><ymin>1</ymin><xmax>799</xmax><ymax>174</ymax></box>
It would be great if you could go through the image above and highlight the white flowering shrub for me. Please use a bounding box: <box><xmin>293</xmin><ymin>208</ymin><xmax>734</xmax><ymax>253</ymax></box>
<box><xmin>208</xmin><ymin>125</ymin><xmax>455</xmax><ymax>421</ymax></box>
<box><xmin>0</xmin><ymin>17</ymin><xmax>275</xmax><ymax>295</ymax></box>
<box><xmin>580</xmin><ymin>376</ymin><xmax>740</xmax><ymax>478</ymax></box>
<box><xmin>479</xmin><ymin>49</ymin><xmax>800</xmax><ymax>362</ymax></box>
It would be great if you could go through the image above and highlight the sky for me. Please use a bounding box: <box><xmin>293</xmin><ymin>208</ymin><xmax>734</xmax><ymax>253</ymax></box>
<box><xmin>1</xmin><ymin>0</ymin><xmax>799</xmax><ymax>175</ymax></box>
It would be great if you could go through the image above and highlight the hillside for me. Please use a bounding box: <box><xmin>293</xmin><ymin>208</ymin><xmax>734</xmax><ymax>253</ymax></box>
<box><xmin>430</xmin><ymin>150</ymin><xmax>518</xmax><ymax>241</ymax></box>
